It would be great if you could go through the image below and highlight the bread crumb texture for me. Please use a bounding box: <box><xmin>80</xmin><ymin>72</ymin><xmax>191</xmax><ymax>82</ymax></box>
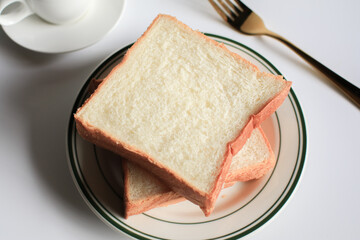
<box><xmin>127</xmin><ymin>161</ymin><xmax>170</xmax><ymax>200</ymax></box>
<box><xmin>229</xmin><ymin>128</ymin><xmax>269</xmax><ymax>170</ymax></box>
<box><xmin>77</xmin><ymin>16</ymin><xmax>285</xmax><ymax>193</ymax></box>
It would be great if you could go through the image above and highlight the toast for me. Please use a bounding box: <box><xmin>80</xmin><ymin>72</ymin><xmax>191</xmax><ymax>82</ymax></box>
<box><xmin>74</xmin><ymin>14</ymin><xmax>291</xmax><ymax>215</ymax></box>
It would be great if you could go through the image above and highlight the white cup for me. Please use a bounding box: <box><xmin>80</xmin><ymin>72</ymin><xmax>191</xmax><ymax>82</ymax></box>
<box><xmin>0</xmin><ymin>0</ymin><xmax>92</xmax><ymax>26</ymax></box>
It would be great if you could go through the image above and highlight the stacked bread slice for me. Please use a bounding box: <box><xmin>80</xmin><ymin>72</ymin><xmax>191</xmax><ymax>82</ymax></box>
<box><xmin>123</xmin><ymin>127</ymin><xmax>275</xmax><ymax>218</ymax></box>
<box><xmin>75</xmin><ymin>14</ymin><xmax>291</xmax><ymax>216</ymax></box>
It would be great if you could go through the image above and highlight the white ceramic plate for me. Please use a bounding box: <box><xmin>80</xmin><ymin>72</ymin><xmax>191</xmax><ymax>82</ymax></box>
<box><xmin>2</xmin><ymin>0</ymin><xmax>126</xmax><ymax>53</ymax></box>
<box><xmin>67</xmin><ymin>34</ymin><xmax>307</xmax><ymax>239</ymax></box>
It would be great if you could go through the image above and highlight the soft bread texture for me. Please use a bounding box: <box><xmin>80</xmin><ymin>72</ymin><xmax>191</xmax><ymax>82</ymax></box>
<box><xmin>226</xmin><ymin>128</ymin><xmax>275</xmax><ymax>183</ymax></box>
<box><xmin>74</xmin><ymin>14</ymin><xmax>291</xmax><ymax>215</ymax></box>
<box><xmin>123</xmin><ymin>127</ymin><xmax>275</xmax><ymax>218</ymax></box>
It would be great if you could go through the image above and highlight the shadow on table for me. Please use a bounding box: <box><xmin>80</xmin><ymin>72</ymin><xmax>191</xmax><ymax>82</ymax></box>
<box><xmin>0</xmin><ymin>29</ymin><xmax>118</xmax><ymax>234</ymax></box>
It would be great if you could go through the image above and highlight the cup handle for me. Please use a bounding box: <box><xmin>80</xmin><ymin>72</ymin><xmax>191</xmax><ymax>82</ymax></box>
<box><xmin>0</xmin><ymin>0</ymin><xmax>33</xmax><ymax>26</ymax></box>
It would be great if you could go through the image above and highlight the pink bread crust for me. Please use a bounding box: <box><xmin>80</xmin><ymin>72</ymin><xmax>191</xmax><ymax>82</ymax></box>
<box><xmin>125</xmin><ymin>193</ymin><xmax>182</xmax><ymax>218</ymax></box>
<box><xmin>156</xmin><ymin>182</ymin><xmax>236</xmax><ymax>208</ymax></box>
<box><xmin>124</xmin><ymin>183</ymin><xmax>237</xmax><ymax>218</ymax></box>
<box><xmin>123</xmin><ymin>161</ymin><xmax>236</xmax><ymax>218</ymax></box>
<box><xmin>74</xmin><ymin>14</ymin><xmax>292</xmax><ymax>216</ymax></box>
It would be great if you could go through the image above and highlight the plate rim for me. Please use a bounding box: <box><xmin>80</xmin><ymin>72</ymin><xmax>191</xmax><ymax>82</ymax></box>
<box><xmin>66</xmin><ymin>33</ymin><xmax>307</xmax><ymax>239</ymax></box>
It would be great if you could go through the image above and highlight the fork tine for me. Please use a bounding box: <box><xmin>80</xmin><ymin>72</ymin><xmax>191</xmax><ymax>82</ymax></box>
<box><xmin>209</xmin><ymin>0</ymin><xmax>228</xmax><ymax>22</ymax></box>
<box><xmin>218</xmin><ymin>0</ymin><xmax>237</xmax><ymax>18</ymax></box>
<box><xmin>209</xmin><ymin>0</ymin><xmax>242</xmax><ymax>22</ymax></box>
<box><xmin>234</xmin><ymin>0</ymin><xmax>251</xmax><ymax>12</ymax></box>
<box><xmin>224</xmin><ymin>0</ymin><xmax>242</xmax><ymax>14</ymax></box>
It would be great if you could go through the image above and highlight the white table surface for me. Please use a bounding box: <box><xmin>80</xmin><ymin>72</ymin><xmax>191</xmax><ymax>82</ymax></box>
<box><xmin>1</xmin><ymin>0</ymin><xmax>359</xmax><ymax>239</ymax></box>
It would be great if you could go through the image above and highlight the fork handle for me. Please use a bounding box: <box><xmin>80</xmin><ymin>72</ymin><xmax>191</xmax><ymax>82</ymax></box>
<box><xmin>266</xmin><ymin>32</ymin><xmax>360</xmax><ymax>109</ymax></box>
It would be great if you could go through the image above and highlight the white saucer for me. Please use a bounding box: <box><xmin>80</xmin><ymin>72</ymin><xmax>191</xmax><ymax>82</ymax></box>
<box><xmin>1</xmin><ymin>0</ymin><xmax>126</xmax><ymax>53</ymax></box>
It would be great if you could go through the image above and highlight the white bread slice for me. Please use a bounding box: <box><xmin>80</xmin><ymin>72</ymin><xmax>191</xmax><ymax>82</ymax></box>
<box><xmin>123</xmin><ymin>127</ymin><xmax>275</xmax><ymax>218</ymax></box>
<box><xmin>74</xmin><ymin>14</ymin><xmax>291</xmax><ymax>216</ymax></box>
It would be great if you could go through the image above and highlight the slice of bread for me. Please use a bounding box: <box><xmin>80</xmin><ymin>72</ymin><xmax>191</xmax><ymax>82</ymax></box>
<box><xmin>74</xmin><ymin>14</ymin><xmax>291</xmax><ymax>216</ymax></box>
<box><xmin>123</xmin><ymin>127</ymin><xmax>275</xmax><ymax>218</ymax></box>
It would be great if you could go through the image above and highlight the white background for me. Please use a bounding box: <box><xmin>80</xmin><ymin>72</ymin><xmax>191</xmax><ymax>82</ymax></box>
<box><xmin>0</xmin><ymin>0</ymin><xmax>359</xmax><ymax>239</ymax></box>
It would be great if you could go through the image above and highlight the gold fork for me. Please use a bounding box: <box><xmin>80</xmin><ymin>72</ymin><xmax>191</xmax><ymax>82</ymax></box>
<box><xmin>209</xmin><ymin>0</ymin><xmax>360</xmax><ymax>109</ymax></box>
